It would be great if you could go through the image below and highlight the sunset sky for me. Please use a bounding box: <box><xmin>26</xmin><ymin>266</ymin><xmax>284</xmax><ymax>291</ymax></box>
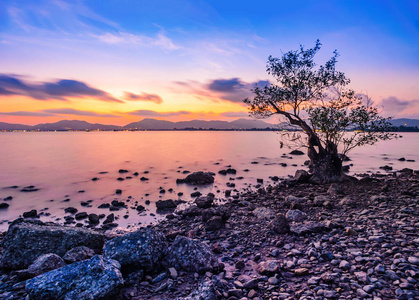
<box><xmin>1</xmin><ymin>0</ymin><xmax>418</xmax><ymax>125</ymax></box>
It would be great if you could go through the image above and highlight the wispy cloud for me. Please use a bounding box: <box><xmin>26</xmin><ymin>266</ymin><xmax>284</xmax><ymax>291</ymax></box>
<box><xmin>0</xmin><ymin>111</ymin><xmax>55</xmax><ymax>117</ymax></box>
<box><xmin>128</xmin><ymin>110</ymin><xmax>191</xmax><ymax>117</ymax></box>
<box><xmin>95</xmin><ymin>31</ymin><xmax>180</xmax><ymax>50</ymax></box>
<box><xmin>173</xmin><ymin>78</ymin><xmax>270</xmax><ymax>104</ymax></box>
<box><xmin>0</xmin><ymin>108</ymin><xmax>119</xmax><ymax>118</ymax></box>
<box><xmin>220</xmin><ymin>111</ymin><xmax>249</xmax><ymax>118</ymax></box>
<box><xmin>381</xmin><ymin>96</ymin><xmax>419</xmax><ymax>117</ymax></box>
<box><xmin>42</xmin><ymin>108</ymin><xmax>118</xmax><ymax>117</ymax></box>
<box><xmin>124</xmin><ymin>92</ymin><xmax>163</xmax><ymax>104</ymax></box>
<box><xmin>0</xmin><ymin>74</ymin><xmax>122</xmax><ymax>102</ymax></box>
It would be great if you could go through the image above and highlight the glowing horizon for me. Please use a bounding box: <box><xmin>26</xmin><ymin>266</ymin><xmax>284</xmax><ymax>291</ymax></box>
<box><xmin>1</xmin><ymin>0</ymin><xmax>418</xmax><ymax>126</ymax></box>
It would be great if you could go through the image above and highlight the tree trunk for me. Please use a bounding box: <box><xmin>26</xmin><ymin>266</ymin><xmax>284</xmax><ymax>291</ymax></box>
<box><xmin>309</xmin><ymin>152</ymin><xmax>343</xmax><ymax>184</ymax></box>
<box><xmin>306</xmin><ymin>136</ymin><xmax>345</xmax><ymax>184</ymax></box>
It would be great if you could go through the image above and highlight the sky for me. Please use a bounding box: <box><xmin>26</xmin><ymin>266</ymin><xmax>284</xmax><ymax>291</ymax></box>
<box><xmin>0</xmin><ymin>0</ymin><xmax>418</xmax><ymax>126</ymax></box>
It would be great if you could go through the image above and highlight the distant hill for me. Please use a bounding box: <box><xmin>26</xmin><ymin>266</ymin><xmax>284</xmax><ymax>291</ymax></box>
<box><xmin>0</xmin><ymin>122</ymin><xmax>30</xmax><ymax>130</ymax></box>
<box><xmin>389</xmin><ymin>118</ymin><xmax>419</xmax><ymax>127</ymax></box>
<box><xmin>123</xmin><ymin>118</ymin><xmax>274</xmax><ymax>130</ymax></box>
<box><xmin>0</xmin><ymin>118</ymin><xmax>418</xmax><ymax>131</ymax></box>
<box><xmin>32</xmin><ymin>120</ymin><xmax>120</xmax><ymax>131</ymax></box>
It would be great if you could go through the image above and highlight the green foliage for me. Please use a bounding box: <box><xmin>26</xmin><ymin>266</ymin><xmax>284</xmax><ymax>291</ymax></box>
<box><xmin>244</xmin><ymin>40</ymin><xmax>396</xmax><ymax>157</ymax></box>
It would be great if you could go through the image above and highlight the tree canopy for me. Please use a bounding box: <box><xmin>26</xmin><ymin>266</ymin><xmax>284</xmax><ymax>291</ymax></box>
<box><xmin>244</xmin><ymin>40</ymin><xmax>395</xmax><ymax>183</ymax></box>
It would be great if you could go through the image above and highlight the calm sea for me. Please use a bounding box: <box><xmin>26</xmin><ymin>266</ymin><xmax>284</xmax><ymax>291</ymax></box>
<box><xmin>0</xmin><ymin>131</ymin><xmax>417</xmax><ymax>231</ymax></box>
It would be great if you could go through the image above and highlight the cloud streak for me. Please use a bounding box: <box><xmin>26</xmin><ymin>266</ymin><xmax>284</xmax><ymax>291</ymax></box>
<box><xmin>124</xmin><ymin>92</ymin><xmax>163</xmax><ymax>104</ymax></box>
<box><xmin>128</xmin><ymin>110</ymin><xmax>191</xmax><ymax>117</ymax></box>
<box><xmin>173</xmin><ymin>78</ymin><xmax>270</xmax><ymax>104</ymax></box>
<box><xmin>0</xmin><ymin>74</ymin><xmax>122</xmax><ymax>102</ymax></box>
<box><xmin>381</xmin><ymin>96</ymin><xmax>419</xmax><ymax>117</ymax></box>
<box><xmin>0</xmin><ymin>108</ymin><xmax>119</xmax><ymax>118</ymax></box>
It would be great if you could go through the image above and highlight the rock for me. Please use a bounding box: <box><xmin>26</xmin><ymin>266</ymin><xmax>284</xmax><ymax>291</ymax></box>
<box><xmin>23</xmin><ymin>209</ymin><xmax>38</xmax><ymax>218</ymax></box>
<box><xmin>354</xmin><ymin>271</ymin><xmax>369</xmax><ymax>284</ymax></box>
<box><xmin>379</xmin><ymin>165</ymin><xmax>393</xmax><ymax>171</ymax></box>
<box><xmin>268</xmin><ymin>214</ymin><xmax>289</xmax><ymax>234</ymax></box>
<box><xmin>327</xmin><ymin>183</ymin><xmax>343</xmax><ymax>195</ymax></box>
<box><xmin>290</xmin><ymin>150</ymin><xmax>304</xmax><ymax>155</ymax></box>
<box><xmin>75</xmin><ymin>212</ymin><xmax>88</xmax><ymax>220</ymax></box>
<box><xmin>178</xmin><ymin>279</ymin><xmax>216</xmax><ymax>300</ymax></box>
<box><xmin>25</xmin><ymin>255</ymin><xmax>123</xmax><ymax>300</ymax></box>
<box><xmin>252</xmin><ymin>207</ymin><xmax>276</xmax><ymax>220</ymax></box>
<box><xmin>166</xmin><ymin>236</ymin><xmax>220</xmax><ymax>274</ymax></box>
<box><xmin>168</xmin><ymin>267</ymin><xmax>178</xmax><ymax>279</ymax></box>
<box><xmin>339</xmin><ymin>260</ymin><xmax>350</xmax><ymax>270</ymax></box>
<box><xmin>0</xmin><ymin>203</ymin><xmax>9</xmax><ymax>209</ymax></box>
<box><xmin>256</xmin><ymin>260</ymin><xmax>281</xmax><ymax>275</ymax></box>
<box><xmin>294</xmin><ymin>268</ymin><xmax>309</xmax><ymax>276</ymax></box>
<box><xmin>103</xmin><ymin>228</ymin><xmax>168</xmax><ymax>273</ymax></box>
<box><xmin>285</xmin><ymin>209</ymin><xmax>307</xmax><ymax>222</ymax></box>
<box><xmin>27</xmin><ymin>253</ymin><xmax>66</xmax><ymax>277</ymax></box>
<box><xmin>64</xmin><ymin>207</ymin><xmax>78</xmax><ymax>214</ymax></box>
<box><xmin>88</xmin><ymin>213</ymin><xmax>100</xmax><ymax>224</ymax></box>
<box><xmin>204</xmin><ymin>216</ymin><xmax>224</xmax><ymax>231</ymax></box>
<box><xmin>176</xmin><ymin>171</ymin><xmax>215</xmax><ymax>185</ymax></box>
<box><xmin>195</xmin><ymin>195</ymin><xmax>214</xmax><ymax>209</ymax></box>
<box><xmin>0</xmin><ymin>219</ymin><xmax>105</xmax><ymax>269</ymax></box>
<box><xmin>103</xmin><ymin>213</ymin><xmax>115</xmax><ymax>224</ymax></box>
<box><xmin>408</xmin><ymin>256</ymin><xmax>419</xmax><ymax>265</ymax></box>
<box><xmin>290</xmin><ymin>222</ymin><xmax>328</xmax><ymax>235</ymax></box>
<box><xmin>294</xmin><ymin>169</ymin><xmax>310</xmax><ymax>182</ymax></box>
<box><xmin>63</xmin><ymin>246</ymin><xmax>96</xmax><ymax>263</ymax></box>
<box><xmin>118</xmin><ymin>169</ymin><xmax>129</xmax><ymax>173</ymax></box>
<box><xmin>156</xmin><ymin>199</ymin><xmax>177</xmax><ymax>210</ymax></box>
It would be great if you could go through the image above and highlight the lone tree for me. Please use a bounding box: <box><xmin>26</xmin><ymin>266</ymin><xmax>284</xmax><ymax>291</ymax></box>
<box><xmin>244</xmin><ymin>40</ymin><xmax>395</xmax><ymax>183</ymax></box>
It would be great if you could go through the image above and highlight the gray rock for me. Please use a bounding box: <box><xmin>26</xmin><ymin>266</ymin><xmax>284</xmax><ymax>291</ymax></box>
<box><xmin>166</xmin><ymin>236</ymin><xmax>219</xmax><ymax>274</ymax></box>
<box><xmin>103</xmin><ymin>228</ymin><xmax>168</xmax><ymax>273</ymax></box>
<box><xmin>27</xmin><ymin>253</ymin><xmax>66</xmax><ymax>277</ymax></box>
<box><xmin>252</xmin><ymin>207</ymin><xmax>276</xmax><ymax>220</ymax></box>
<box><xmin>268</xmin><ymin>214</ymin><xmax>289</xmax><ymax>234</ymax></box>
<box><xmin>177</xmin><ymin>279</ymin><xmax>216</xmax><ymax>300</ymax></box>
<box><xmin>25</xmin><ymin>255</ymin><xmax>123</xmax><ymax>300</ymax></box>
<box><xmin>0</xmin><ymin>219</ymin><xmax>105</xmax><ymax>269</ymax></box>
<box><xmin>290</xmin><ymin>221</ymin><xmax>328</xmax><ymax>235</ymax></box>
<box><xmin>285</xmin><ymin>209</ymin><xmax>307</xmax><ymax>222</ymax></box>
<box><xmin>63</xmin><ymin>246</ymin><xmax>95</xmax><ymax>263</ymax></box>
<box><xmin>256</xmin><ymin>260</ymin><xmax>281</xmax><ymax>275</ymax></box>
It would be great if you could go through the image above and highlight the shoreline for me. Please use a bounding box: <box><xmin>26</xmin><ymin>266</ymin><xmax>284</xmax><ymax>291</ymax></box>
<box><xmin>0</xmin><ymin>171</ymin><xmax>418</xmax><ymax>299</ymax></box>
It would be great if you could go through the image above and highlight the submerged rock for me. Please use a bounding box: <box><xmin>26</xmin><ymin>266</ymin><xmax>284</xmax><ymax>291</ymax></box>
<box><xmin>156</xmin><ymin>199</ymin><xmax>177</xmax><ymax>210</ymax></box>
<box><xmin>25</xmin><ymin>255</ymin><xmax>123</xmax><ymax>300</ymax></box>
<box><xmin>0</xmin><ymin>219</ymin><xmax>105</xmax><ymax>269</ymax></box>
<box><xmin>103</xmin><ymin>228</ymin><xmax>168</xmax><ymax>273</ymax></box>
<box><xmin>176</xmin><ymin>171</ymin><xmax>215</xmax><ymax>185</ymax></box>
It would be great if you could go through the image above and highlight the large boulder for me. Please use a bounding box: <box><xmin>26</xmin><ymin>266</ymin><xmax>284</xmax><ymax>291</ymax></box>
<box><xmin>176</xmin><ymin>171</ymin><xmax>215</xmax><ymax>185</ymax></box>
<box><xmin>166</xmin><ymin>236</ymin><xmax>220</xmax><ymax>274</ymax></box>
<box><xmin>0</xmin><ymin>219</ymin><xmax>105</xmax><ymax>270</ymax></box>
<box><xmin>25</xmin><ymin>255</ymin><xmax>123</xmax><ymax>300</ymax></box>
<box><xmin>103</xmin><ymin>228</ymin><xmax>168</xmax><ymax>273</ymax></box>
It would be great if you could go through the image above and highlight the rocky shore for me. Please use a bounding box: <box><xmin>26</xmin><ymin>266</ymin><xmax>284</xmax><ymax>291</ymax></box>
<box><xmin>0</xmin><ymin>170</ymin><xmax>418</xmax><ymax>300</ymax></box>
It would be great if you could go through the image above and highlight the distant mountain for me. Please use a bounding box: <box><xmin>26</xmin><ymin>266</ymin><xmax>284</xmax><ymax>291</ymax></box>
<box><xmin>123</xmin><ymin>118</ymin><xmax>274</xmax><ymax>130</ymax></box>
<box><xmin>1</xmin><ymin>117</ymin><xmax>418</xmax><ymax>131</ymax></box>
<box><xmin>0</xmin><ymin>122</ymin><xmax>31</xmax><ymax>130</ymax></box>
<box><xmin>390</xmin><ymin>118</ymin><xmax>419</xmax><ymax>127</ymax></box>
<box><xmin>32</xmin><ymin>120</ymin><xmax>120</xmax><ymax>131</ymax></box>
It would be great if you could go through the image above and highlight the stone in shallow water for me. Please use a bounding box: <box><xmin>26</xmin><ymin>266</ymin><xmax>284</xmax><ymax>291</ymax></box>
<box><xmin>25</xmin><ymin>255</ymin><xmax>123</xmax><ymax>300</ymax></box>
